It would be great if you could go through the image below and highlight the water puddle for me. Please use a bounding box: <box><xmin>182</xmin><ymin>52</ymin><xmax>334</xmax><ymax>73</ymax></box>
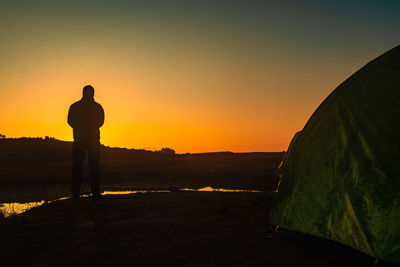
<box><xmin>0</xmin><ymin>187</ymin><xmax>263</xmax><ymax>218</ymax></box>
<box><xmin>181</xmin><ymin>186</ymin><xmax>262</xmax><ymax>193</ymax></box>
<box><xmin>0</xmin><ymin>196</ymin><xmax>69</xmax><ymax>218</ymax></box>
<box><xmin>1</xmin><ymin>201</ymin><xmax>45</xmax><ymax>218</ymax></box>
<box><xmin>102</xmin><ymin>190</ymin><xmax>169</xmax><ymax>195</ymax></box>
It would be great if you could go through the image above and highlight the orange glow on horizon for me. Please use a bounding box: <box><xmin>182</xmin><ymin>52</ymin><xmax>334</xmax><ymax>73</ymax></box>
<box><xmin>0</xmin><ymin>64</ymin><xmax>359</xmax><ymax>153</ymax></box>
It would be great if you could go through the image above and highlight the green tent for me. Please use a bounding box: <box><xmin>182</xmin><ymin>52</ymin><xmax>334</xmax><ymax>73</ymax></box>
<box><xmin>269</xmin><ymin>44</ymin><xmax>400</xmax><ymax>264</ymax></box>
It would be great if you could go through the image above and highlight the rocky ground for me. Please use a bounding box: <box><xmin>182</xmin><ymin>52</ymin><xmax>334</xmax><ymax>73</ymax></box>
<box><xmin>0</xmin><ymin>192</ymin><xmax>364</xmax><ymax>267</ymax></box>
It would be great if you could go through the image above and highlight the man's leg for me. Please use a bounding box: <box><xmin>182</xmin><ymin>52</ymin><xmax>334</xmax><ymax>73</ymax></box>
<box><xmin>88</xmin><ymin>141</ymin><xmax>101</xmax><ymax>197</ymax></box>
<box><xmin>72</xmin><ymin>141</ymin><xmax>85</xmax><ymax>198</ymax></box>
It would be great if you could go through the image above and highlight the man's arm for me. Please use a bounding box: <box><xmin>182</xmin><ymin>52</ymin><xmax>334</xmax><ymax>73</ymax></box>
<box><xmin>67</xmin><ymin>105</ymin><xmax>75</xmax><ymax>128</ymax></box>
<box><xmin>98</xmin><ymin>104</ymin><xmax>105</xmax><ymax>128</ymax></box>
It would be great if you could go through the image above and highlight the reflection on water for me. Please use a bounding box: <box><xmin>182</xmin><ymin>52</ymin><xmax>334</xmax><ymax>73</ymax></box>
<box><xmin>182</xmin><ymin>186</ymin><xmax>262</xmax><ymax>192</ymax></box>
<box><xmin>0</xmin><ymin>196</ymin><xmax>70</xmax><ymax>218</ymax></box>
<box><xmin>1</xmin><ymin>201</ymin><xmax>45</xmax><ymax>217</ymax></box>
<box><xmin>0</xmin><ymin>187</ymin><xmax>262</xmax><ymax>218</ymax></box>
<box><xmin>102</xmin><ymin>190</ymin><xmax>169</xmax><ymax>195</ymax></box>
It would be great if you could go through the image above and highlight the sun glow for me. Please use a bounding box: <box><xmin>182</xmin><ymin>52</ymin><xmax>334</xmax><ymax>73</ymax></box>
<box><xmin>1</xmin><ymin>1</ymin><xmax>398</xmax><ymax>153</ymax></box>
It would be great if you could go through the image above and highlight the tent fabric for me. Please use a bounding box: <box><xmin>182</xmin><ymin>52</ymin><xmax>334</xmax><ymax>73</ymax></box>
<box><xmin>269</xmin><ymin>45</ymin><xmax>400</xmax><ymax>264</ymax></box>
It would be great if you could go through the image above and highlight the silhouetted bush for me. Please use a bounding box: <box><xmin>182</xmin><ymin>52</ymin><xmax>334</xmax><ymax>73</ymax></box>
<box><xmin>159</xmin><ymin>148</ymin><xmax>175</xmax><ymax>155</ymax></box>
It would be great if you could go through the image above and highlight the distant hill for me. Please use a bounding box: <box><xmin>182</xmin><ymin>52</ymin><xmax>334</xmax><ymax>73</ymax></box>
<box><xmin>0</xmin><ymin>137</ymin><xmax>285</xmax><ymax>202</ymax></box>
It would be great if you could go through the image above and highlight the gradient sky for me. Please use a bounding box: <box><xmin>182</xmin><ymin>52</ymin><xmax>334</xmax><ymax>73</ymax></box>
<box><xmin>0</xmin><ymin>1</ymin><xmax>399</xmax><ymax>153</ymax></box>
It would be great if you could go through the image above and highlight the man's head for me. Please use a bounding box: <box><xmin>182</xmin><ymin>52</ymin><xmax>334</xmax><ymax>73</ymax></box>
<box><xmin>82</xmin><ymin>85</ymin><xmax>95</xmax><ymax>99</ymax></box>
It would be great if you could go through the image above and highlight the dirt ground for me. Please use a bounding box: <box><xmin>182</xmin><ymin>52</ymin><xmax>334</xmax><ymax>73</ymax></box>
<box><xmin>0</xmin><ymin>192</ymin><xmax>366</xmax><ymax>267</ymax></box>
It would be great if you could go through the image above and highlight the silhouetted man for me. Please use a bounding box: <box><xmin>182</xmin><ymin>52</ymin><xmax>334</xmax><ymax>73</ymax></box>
<box><xmin>68</xmin><ymin>85</ymin><xmax>104</xmax><ymax>199</ymax></box>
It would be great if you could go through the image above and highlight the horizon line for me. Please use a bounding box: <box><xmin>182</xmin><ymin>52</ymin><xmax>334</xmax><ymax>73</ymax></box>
<box><xmin>0</xmin><ymin>135</ymin><xmax>287</xmax><ymax>154</ymax></box>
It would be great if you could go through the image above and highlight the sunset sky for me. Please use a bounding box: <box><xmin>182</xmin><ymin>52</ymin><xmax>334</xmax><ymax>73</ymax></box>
<box><xmin>1</xmin><ymin>1</ymin><xmax>399</xmax><ymax>153</ymax></box>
